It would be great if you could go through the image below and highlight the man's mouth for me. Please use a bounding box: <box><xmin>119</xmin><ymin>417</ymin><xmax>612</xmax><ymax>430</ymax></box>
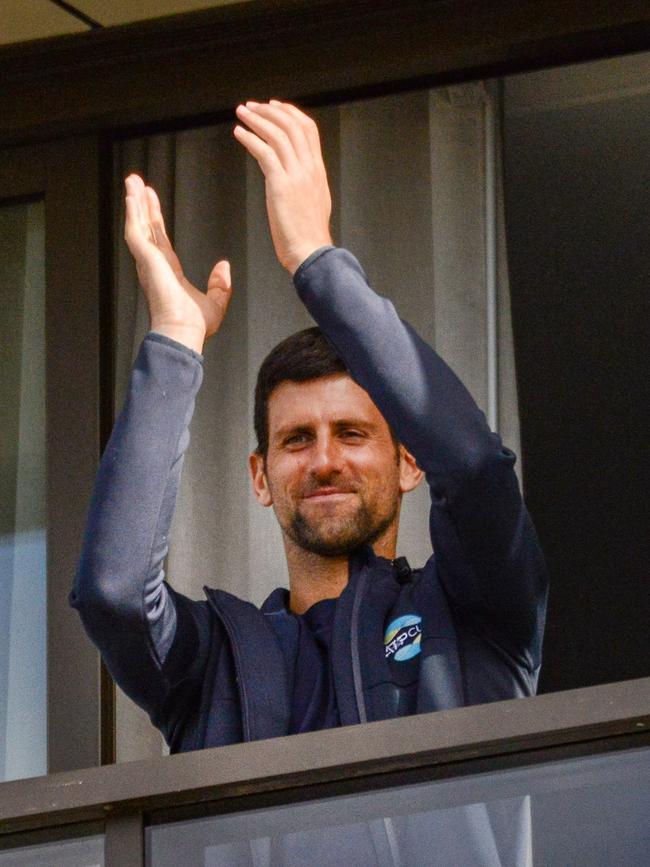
<box><xmin>303</xmin><ymin>487</ymin><xmax>355</xmax><ymax>502</ymax></box>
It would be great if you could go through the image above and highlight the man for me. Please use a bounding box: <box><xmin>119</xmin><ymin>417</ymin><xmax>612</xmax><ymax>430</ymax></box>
<box><xmin>72</xmin><ymin>99</ymin><xmax>548</xmax><ymax>752</ymax></box>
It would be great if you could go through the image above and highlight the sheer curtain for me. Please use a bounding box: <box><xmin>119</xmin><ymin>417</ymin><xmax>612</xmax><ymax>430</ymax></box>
<box><xmin>113</xmin><ymin>82</ymin><xmax>520</xmax><ymax>761</ymax></box>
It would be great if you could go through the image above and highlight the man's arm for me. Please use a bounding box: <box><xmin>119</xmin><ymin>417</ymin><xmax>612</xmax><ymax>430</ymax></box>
<box><xmin>71</xmin><ymin>333</ymin><xmax>207</xmax><ymax>722</ymax></box>
<box><xmin>234</xmin><ymin>100</ymin><xmax>548</xmax><ymax>671</ymax></box>
<box><xmin>71</xmin><ymin>176</ymin><xmax>234</xmax><ymax>726</ymax></box>
<box><xmin>293</xmin><ymin>245</ymin><xmax>548</xmax><ymax>669</ymax></box>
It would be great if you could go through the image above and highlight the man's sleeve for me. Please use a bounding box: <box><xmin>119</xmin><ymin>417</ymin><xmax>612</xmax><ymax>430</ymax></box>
<box><xmin>70</xmin><ymin>332</ymin><xmax>211</xmax><ymax>729</ymax></box>
<box><xmin>294</xmin><ymin>246</ymin><xmax>548</xmax><ymax>672</ymax></box>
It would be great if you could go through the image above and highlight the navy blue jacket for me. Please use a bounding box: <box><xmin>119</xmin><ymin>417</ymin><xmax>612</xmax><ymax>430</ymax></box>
<box><xmin>71</xmin><ymin>244</ymin><xmax>548</xmax><ymax>753</ymax></box>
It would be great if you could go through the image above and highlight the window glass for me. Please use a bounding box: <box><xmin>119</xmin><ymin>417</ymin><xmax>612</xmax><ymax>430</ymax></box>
<box><xmin>0</xmin><ymin>199</ymin><xmax>47</xmax><ymax>782</ymax></box>
<box><xmin>0</xmin><ymin>835</ymin><xmax>103</xmax><ymax>866</ymax></box>
<box><xmin>147</xmin><ymin>744</ymin><xmax>650</xmax><ymax>867</ymax></box>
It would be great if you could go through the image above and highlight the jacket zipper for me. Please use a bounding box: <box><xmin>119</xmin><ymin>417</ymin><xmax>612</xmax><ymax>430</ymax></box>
<box><xmin>350</xmin><ymin>556</ymin><xmax>412</xmax><ymax>726</ymax></box>
<box><xmin>350</xmin><ymin>564</ymin><xmax>369</xmax><ymax>724</ymax></box>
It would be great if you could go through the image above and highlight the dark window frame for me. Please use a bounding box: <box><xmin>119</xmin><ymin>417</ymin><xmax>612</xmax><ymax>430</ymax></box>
<box><xmin>0</xmin><ymin>139</ymin><xmax>107</xmax><ymax>776</ymax></box>
<box><xmin>2</xmin><ymin>0</ymin><xmax>650</xmax><ymax>148</ymax></box>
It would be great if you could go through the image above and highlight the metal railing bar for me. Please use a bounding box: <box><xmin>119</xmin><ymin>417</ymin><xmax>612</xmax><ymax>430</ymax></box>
<box><xmin>146</xmin><ymin>731</ymin><xmax>650</xmax><ymax>830</ymax></box>
<box><xmin>0</xmin><ymin>677</ymin><xmax>648</xmax><ymax>837</ymax></box>
<box><xmin>105</xmin><ymin>812</ymin><xmax>143</xmax><ymax>867</ymax></box>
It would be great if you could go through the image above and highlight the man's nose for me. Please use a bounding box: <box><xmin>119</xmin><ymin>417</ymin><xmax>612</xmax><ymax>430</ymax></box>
<box><xmin>309</xmin><ymin>435</ymin><xmax>344</xmax><ymax>476</ymax></box>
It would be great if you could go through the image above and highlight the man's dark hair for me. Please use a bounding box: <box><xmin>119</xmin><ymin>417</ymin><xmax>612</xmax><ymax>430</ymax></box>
<box><xmin>254</xmin><ymin>327</ymin><xmax>348</xmax><ymax>456</ymax></box>
<box><xmin>254</xmin><ymin>326</ymin><xmax>399</xmax><ymax>458</ymax></box>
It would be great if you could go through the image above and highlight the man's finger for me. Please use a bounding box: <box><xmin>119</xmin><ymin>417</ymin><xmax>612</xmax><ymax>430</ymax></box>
<box><xmin>235</xmin><ymin>105</ymin><xmax>298</xmax><ymax>172</ymax></box>
<box><xmin>125</xmin><ymin>173</ymin><xmax>145</xmax><ymax>197</ymax></box>
<box><xmin>233</xmin><ymin>124</ymin><xmax>283</xmax><ymax>177</ymax></box>
<box><xmin>244</xmin><ymin>101</ymin><xmax>313</xmax><ymax>168</ymax></box>
<box><xmin>125</xmin><ymin>174</ymin><xmax>151</xmax><ymax>230</ymax></box>
<box><xmin>124</xmin><ymin>175</ymin><xmax>144</xmax><ymax>225</ymax></box>
<box><xmin>269</xmin><ymin>100</ymin><xmax>324</xmax><ymax>162</ymax></box>
<box><xmin>145</xmin><ymin>186</ymin><xmax>170</xmax><ymax>243</ymax></box>
<box><xmin>142</xmin><ymin>186</ymin><xmax>188</xmax><ymax>280</ymax></box>
<box><xmin>124</xmin><ymin>195</ymin><xmax>149</xmax><ymax>256</ymax></box>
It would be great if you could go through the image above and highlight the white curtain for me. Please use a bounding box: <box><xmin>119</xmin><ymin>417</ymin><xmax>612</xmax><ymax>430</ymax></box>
<box><xmin>113</xmin><ymin>82</ymin><xmax>521</xmax><ymax>761</ymax></box>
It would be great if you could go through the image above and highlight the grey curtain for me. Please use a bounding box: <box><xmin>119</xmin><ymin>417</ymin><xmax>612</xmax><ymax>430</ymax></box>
<box><xmin>113</xmin><ymin>82</ymin><xmax>521</xmax><ymax>761</ymax></box>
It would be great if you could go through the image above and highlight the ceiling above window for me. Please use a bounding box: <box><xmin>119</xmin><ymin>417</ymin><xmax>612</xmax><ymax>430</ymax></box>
<box><xmin>1</xmin><ymin>0</ymin><xmax>250</xmax><ymax>45</ymax></box>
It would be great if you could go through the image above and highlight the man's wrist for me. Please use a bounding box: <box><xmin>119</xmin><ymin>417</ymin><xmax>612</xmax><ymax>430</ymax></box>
<box><xmin>286</xmin><ymin>239</ymin><xmax>334</xmax><ymax>276</ymax></box>
<box><xmin>150</xmin><ymin>323</ymin><xmax>206</xmax><ymax>354</ymax></box>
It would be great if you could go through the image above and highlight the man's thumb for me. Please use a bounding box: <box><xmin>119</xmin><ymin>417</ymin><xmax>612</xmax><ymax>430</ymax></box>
<box><xmin>208</xmin><ymin>259</ymin><xmax>232</xmax><ymax>298</ymax></box>
<box><xmin>208</xmin><ymin>259</ymin><xmax>232</xmax><ymax>292</ymax></box>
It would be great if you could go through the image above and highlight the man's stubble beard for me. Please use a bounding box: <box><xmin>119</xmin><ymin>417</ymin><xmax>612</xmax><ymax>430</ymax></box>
<box><xmin>284</xmin><ymin>494</ymin><xmax>400</xmax><ymax>557</ymax></box>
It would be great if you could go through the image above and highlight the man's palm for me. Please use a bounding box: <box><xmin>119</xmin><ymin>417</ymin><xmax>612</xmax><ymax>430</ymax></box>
<box><xmin>124</xmin><ymin>174</ymin><xmax>232</xmax><ymax>348</ymax></box>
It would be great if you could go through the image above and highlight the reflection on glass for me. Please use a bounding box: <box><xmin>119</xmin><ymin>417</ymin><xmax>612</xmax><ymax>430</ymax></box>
<box><xmin>146</xmin><ymin>745</ymin><xmax>650</xmax><ymax>867</ymax></box>
<box><xmin>0</xmin><ymin>199</ymin><xmax>47</xmax><ymax>782</ymax></box>
<box><xmin>0</xmin><ymin>835</ymin><xmax>104</xmax><ymax>866</ymax></box>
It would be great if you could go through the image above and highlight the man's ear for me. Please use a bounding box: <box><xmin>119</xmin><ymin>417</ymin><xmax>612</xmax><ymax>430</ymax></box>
<box><xmin>398</xmin><ymin>445</ymin><xmax>424</xmax><ymax>495</ymax></box>
<box><xmin>248</xmin><ymin>451</ymin><xmax>273</xmax><ymax>507</ymax></box>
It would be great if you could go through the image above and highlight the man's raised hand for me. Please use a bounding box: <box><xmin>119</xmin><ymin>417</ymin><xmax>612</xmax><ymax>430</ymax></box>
<box><xmin>233</xmin><ymin>100</ymin><xmax>333</xmax><ymax>274</ymax></box>
<box><xmin>124</xmin><ymin>174</ymin><xmax>232</xmax><ymax>353</ymax></box>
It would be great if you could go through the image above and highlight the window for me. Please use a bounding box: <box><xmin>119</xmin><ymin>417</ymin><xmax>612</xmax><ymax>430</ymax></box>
<box><xmin>0</xmin><ymin>9</ymin><xmax>647</xmax><ymax>863</ymax></box>
<box><xmin>0</xmin><ymin>141</ymin><xmax>103</xmax><ymax>780</ymax></box>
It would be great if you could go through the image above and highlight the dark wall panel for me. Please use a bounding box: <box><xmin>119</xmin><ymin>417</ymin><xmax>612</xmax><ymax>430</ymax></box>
<box><xmin>503</xmin><ymin>92</ymin><xmax>649</xmax><ymax>694</ymax></box>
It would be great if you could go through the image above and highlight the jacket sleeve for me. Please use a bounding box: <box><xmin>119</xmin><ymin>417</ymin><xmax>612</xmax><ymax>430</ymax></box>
<box><xmin>294</xmin><ymin>246</ymin><xmax>548</xmax><ymax>671</ymax></box>
<box><xmin>70</xmin><ymin>332</ymin><xmax>211</xmax><ymax>727</ymax></box>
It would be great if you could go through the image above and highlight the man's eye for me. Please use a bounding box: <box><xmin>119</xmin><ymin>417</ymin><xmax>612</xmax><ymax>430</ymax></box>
<box><xmin>285</xmin><ymin>433</ymin><xmax>308</xmax><ymax>445</ymax></box>
<box><xmin>341</xmin><ymin>430</ymin><xmax>363</xmax><ymax>438</ymax></box>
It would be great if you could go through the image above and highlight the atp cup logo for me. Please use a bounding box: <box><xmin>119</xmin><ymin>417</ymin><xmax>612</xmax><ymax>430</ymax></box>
<box><xmin>384</xmin><ymin>614</ymin><xmax>422</xmax><ymax>661</ymax></box>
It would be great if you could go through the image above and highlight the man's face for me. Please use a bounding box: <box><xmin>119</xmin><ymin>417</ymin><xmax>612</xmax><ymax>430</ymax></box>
<box><xmin>251</xmin><ymin>374</ymin><xmax>407</xmax><ymax>556</ymax></box>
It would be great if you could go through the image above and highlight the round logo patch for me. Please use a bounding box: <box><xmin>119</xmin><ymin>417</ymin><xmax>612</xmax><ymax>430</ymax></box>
<box><xmin>384</xmin><ymin>614</ymin><xmax>422</xmax><ymax>662</ymax></box>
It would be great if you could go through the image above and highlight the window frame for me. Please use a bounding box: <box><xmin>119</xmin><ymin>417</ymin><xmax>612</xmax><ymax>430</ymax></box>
<box><xmin>0</xmin><ymin>139</ymin><xmax>106</xmax><ymax>775</ymax></box>
<box><xmin>2</xmin><ymin>0</ymin><xmax>650</xmax><ymax>148</ymax></box>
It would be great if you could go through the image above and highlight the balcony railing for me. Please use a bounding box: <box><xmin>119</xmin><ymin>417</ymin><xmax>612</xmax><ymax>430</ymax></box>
<box><xmin>1</xmin><ymin>677</ymin><xmax>648</xmax><ymax>865</ymax></box>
